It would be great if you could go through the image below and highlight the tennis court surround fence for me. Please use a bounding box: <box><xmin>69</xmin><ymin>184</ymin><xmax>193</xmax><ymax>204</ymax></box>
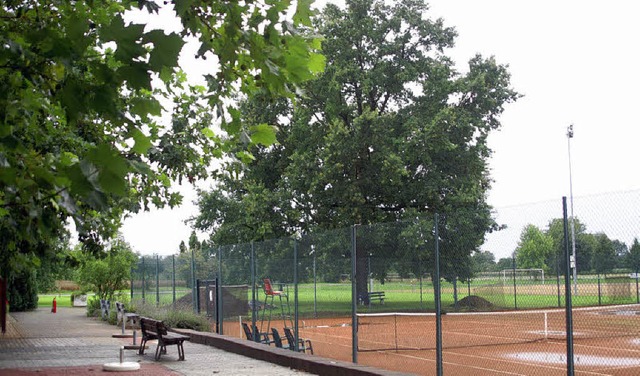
<box><xmin>131</xmin><ymin>190</ymin><xmax>640</xmax><ymax>375</ymax></box>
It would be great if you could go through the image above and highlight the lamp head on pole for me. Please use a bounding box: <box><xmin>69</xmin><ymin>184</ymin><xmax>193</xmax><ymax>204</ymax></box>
<box><xmin>567</xmin><ymin>124</ymin><xmax>574</xmax><ymax>138</ymax></box>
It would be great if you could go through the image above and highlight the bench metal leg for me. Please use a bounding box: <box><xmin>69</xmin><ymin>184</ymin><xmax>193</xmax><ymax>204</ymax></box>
<box><xmin>138</xmin><ymin>339</ymin><xmax>147</xmax><ymax>355</ymax></box>
<box><xmin>154</xmin><ymin>343</ymin><xmax>163</xmax><ymax>361</ymax></box>
<box><xmin>177</xmin><ymin>342</ymin><xmax>185</xmax><ymax>361</ymax></box>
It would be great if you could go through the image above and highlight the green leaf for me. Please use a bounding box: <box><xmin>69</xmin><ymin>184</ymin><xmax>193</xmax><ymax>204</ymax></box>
<box><xmin>87</xmin><ymin>144</ymin><xmax>129</xmax><ymax>196</ymax></box>
<box><xmin>130</xmin><ymin>160</ymin><xmax>152</xmax><ymax>176</ymax></box>
<box><xmin>293</xmin><ymin>0</ymin><xmax>314</xmax><ymax>27</ymax></box>
<box><xmin>130</xmin><ymin>97</ymin><xmax>162</xmax><ymax>117</ymax></box>
<box><xmin>0</xmin><ymin>167</ymin><xmax>16</xmax><ymax>184</ymax></box>
<box><xmin>131</xmin><ymin>128</ymin><xmax>152</xmax><ymax>154</ymax></box>
<box><xmin>237</xmin><ymin>151</ymin><xmax>256</xmax><ymax>163</ymax></box>
<box><xmin>250</xmin><ymin>123</ymin><xmax>278</xmax><ymax>146</ymax></box>
<box><xmin>201</xmin><ymin>128</ymin><xmax>216</xmax><ymax>139</ymax></box>
<box><xmin>67</xmin><ymin>164</ymin><xmax>94</xmax><ymax>196</ymax></box>
<box><xmin>118</xmin><ymin>63</ymin><xmax>152</xmax><ymax>91</ymax></box>
<box><xmin>144</xmin><ymin>31</ymin><xmax>186</xmax><ymax>72</ymax></box>
<box><xmin>60</xmin><ymin>152</ymin><xmax>79</xmax><ymax>167</ymax></box>
<box><xmin>308</xmin><ymin>52</ymin><xmax>326</xmax><ymax>74</ymax></box>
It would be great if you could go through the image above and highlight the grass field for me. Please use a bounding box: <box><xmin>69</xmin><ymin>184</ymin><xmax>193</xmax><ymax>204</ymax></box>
<box><xmin>125</xmin><ymin>277</ymin><xmax>640</xmax><ymax>319</ymax></box>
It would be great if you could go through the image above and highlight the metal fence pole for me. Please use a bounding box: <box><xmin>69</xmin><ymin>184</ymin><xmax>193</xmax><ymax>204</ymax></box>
<box><xmin>313</xmin><ymin>253</ymin><xmax>317</xmax><ymax>318</ymax></box>
<box><xmin>512</xmin><ymin>255</ymin><xmax>518</xmax><ymax>310</ymax></box>
<box><xmin>294</xmin><ymin>239</ymin><xmax>299</xmax><ymax>352</ymax></box>
<box><xmin>434</xmin><ymin>214</ymin><xmax>443</xmax><ymax>376</ymax></box>
<box><xmin>191</xmin><ymin>248</ymin><xmax>196</xmax><ymax>313</ymax></box>
<box><xmin>130</xmin><ymin>266</ymin><xmax>133</xmax><ymax>301</ymax></box>
<box><xmin>636</xmin><ymin>268</ymin><xmax>640</xmax><ymax>304</ymax></box>
<box><xmin>563</xmin><ymin>197</ymin><xmax>575</xmax><ymax>375</ymax></box>
<box><xmin>351</xmin><ymin>225</ymin><xmax>358</xmax><ymax>364</ymax></box>
<box><xmin>172</xmin><ymin>255</ymin><xmax>176</xmax><ymax>307</ymax></box>
<box><xmin>597</xmin><ymin>273</ymin><xmax>602</xmax><ymax>306</ymax></box>
<box><xmin>141</xmin><ymin>257</ymin><xmax>146</xmax><ymax>304</ymax></box>
<box><xmin>556</xmin><ymin>250</ymin><xmax>561</xmax><ymax>308</ymax></box>
<box><xmin>218</xmin><ymin>247</ymin><xmax>223</xmax><ymax>335</ymax></box>
<box><xmin>251</xmin><ymin>242</ymin><xmax>257</xmax><ymax>341</ymax></box>
<box><xmin>155</xmin><ymin>254</ymin><xmax>160</xmax><ymax>306</ymax></box>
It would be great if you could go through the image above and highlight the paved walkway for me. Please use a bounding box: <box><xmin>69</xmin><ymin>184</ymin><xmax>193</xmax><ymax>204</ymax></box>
<box><xmin>0</xmin><ymin>307</ymin><xmax>310</xmax><ymax>375</ymax></box>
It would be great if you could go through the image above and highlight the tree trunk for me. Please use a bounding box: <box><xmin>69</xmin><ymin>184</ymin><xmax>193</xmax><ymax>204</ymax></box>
<box><xmin>356</xmin><ymin>246</ymin><xmax>369</xmax><ymax>305</ymax></box>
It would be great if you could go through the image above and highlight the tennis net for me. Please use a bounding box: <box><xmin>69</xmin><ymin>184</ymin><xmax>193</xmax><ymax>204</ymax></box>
<box><xmin>357</xmin><ymin>305</ymin><xmax>640</xmax><ymax>352</ymax></box>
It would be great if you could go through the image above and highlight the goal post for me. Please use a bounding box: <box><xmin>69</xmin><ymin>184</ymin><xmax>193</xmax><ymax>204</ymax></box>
<box><xmin>501</xmin><ymin>268</ymin><xmax>545</xmax><ymax>284</ymax></box>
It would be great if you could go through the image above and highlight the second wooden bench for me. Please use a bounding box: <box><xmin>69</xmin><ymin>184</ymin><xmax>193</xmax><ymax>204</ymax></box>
<box><xmin>139</xmin><ymin>317</ymin><xmax>190</xmax><ymax>361</ymax></box>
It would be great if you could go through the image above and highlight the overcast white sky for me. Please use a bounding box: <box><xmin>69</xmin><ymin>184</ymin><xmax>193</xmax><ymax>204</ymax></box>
<box><xmin>121</xmin><ymin>0</ymin><xmax>640</xmax><ymax>259</ymax></box>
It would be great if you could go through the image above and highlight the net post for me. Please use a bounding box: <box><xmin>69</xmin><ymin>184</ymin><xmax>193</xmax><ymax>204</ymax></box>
<box><xmin>544</xmin><ymin>312</ymin><xmax>548</xmax><ymax>340</ymax></box>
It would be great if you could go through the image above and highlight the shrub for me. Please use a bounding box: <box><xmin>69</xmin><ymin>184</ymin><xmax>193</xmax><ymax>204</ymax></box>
<box><xmin>131</xmin><ymin>301</ymin><xmax>210</xmax><ymax>332</ymax></box>
<box><xmin>85</xmin><ymin>297</ymin><xmax>102</xmax><ymax>317</ymax></box>
<box><xmin>7</xmin><ymin>269</ymin><xmax>38</xmax><ymax>311</ymax></box>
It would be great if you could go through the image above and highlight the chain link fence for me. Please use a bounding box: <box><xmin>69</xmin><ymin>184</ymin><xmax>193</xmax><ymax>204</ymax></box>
<box><xmin>130</xmin><ymin>190</ymin><xmax>640</xmax><ymax>375</ymax></box>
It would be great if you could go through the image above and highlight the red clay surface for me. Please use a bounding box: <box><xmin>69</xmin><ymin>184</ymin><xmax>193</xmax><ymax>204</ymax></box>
<box><xmin>225</xmin><ymin>305</ymin><xmax>640</xmax><ymax>376</ymax></box>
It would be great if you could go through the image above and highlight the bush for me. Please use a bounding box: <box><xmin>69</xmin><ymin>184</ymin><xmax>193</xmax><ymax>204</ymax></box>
<box><xmin>85</xmin><ymin>297</ymin><xmax>102</xmax><ymax>317</ymax></box>
<box><xmin>8</xmin><ymin>269</ymin><xmax>38</xmax><ymax>311</ymax></box>
<box><xmin>131</xmin><ymin>301</ymin><xmax>210</xmax><ymax>332</ymax></box>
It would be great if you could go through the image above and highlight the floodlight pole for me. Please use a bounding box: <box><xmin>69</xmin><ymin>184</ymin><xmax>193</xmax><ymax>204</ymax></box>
<box><xmin>567</xmin><ymin>124</ymin><xmax>578</xmax><ymax>295</ymax></box>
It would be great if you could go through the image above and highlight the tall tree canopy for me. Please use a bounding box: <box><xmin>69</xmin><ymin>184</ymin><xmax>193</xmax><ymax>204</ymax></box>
<box><xmin>0</xmin><ymin>0</ymin><xmax>322</xmax><ymax>291</ymax></box>
<box><xmin>193</xmin><ymin>0</ymin><xmax>519</xmax><ymax>292</ymax></box>
<box><xmin>515</xmin><ymin>224</ymin><xmax>553</xmax><ymax>273</ymax></box>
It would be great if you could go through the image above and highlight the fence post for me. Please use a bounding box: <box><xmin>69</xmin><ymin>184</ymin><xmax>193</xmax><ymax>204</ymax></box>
<box><xmin>597</xmin><ymin>273</ymin><xmax>602</xmax><ymax>306</ymax></box>
<box><xmin>313</xmin><ymin>252</ymin><xmax>317</xmax><ymax>318</ymax></box>
<box><xmin>512</xmin><ymin>255</ymin><xmax>518</xmax><ymax>310</ymax></box>
<box><xmin>141</xmin><ymin>257</ymin><xmax>146</xmax><ymax>304</ymax></box>
<box><xmin>172</xmin><ymin>255</ymin><xmax>176</xmax><ymax>307</ymax></box>
<box><xmin>251</xmin><ymin>242</ymin><xmax>256</xmax><ymax>340</ymax></box>
<box><xmin>294</xmin><ymin>239</ymin><xmax>299</xmax><ymax>352</ymax></box>
<box><xmin>155</xmin><ymin>254</ymin><xmax>160</xmax><ymax>307</ymax></box>
<box><xmin>130</xmin><ymin>266</ymin><xmax>133</xmax><ymax>301</ymax></box>
<box><xmin>351</xmin><ymin>225</ymin><xmax>358</xmax><ymax>364</ymax></box>
<box><xmin>636</xmin><ymin>268</ymin><xmax>640</xmax><ymax>304</ymax></box>
<box><xmin>434</xmin><ymin>213</ymin><xmax>443</xmax><ymax>376</ymax></box>
<box><xmin>191</xmin><ymin>248</ymin><xmax>196</xmax><ymax>313</ymax></box>
<box><xmin>218</xmin><ymin>247</ymin><xmax>223</xmax><ymax>335</ymax></box>
<box><xmin>556</xmin><ymin>250</ymin><xmax>561</xmax><ymax>308</ymax></box>
<box><xmin>563</xmin><ymin>197</ymin><xmax>575</xmax><ymax>375</ymax></box>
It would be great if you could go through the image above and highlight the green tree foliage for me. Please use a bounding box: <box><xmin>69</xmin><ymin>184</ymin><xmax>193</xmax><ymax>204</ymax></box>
<box><xmin>545</xmin><ymin>218</ymin><xmax>591</xmax><ymax>273</ymax></box>
<box><xmin>496</xmin><ymin>257</ymin><xmax>515</xmax><ymax>271</ymax></box>
<box><xmin>34</xmin><ymin>234</ymin><xmax>76</xmax><ymax>293</ymax></box>
<box><xmin>627</xmin><ymin>238</ymin><xmax>640</xmax><ymax>273</ymax></box>
<box><xmin>591</xmin><ymin>233</ymin><xmax>616</xmax><ymax>276</ymax></box>
<box><xmin>471</xmin><ymin>251</ymin><xmax>498</xmax><ymax>273</ymax></box>
<box><xmin>7</xmin><ymin>267</ymin><xmax>38</xmax><ymax>311</ymax></box>
<box><xmin>193</xmin><ymin>0</ymin><xmax>518</xmax><ymax>292</ymax></box>
<box><xmin>1</xmin><ymin>0</ymin><xmax>322</xmax><ymax>295</ymax></box>
<box><xmin>76</xmin><ymin>237</ymin><xmax>137</xmax><ymax>301</ymax></box>
<box><xmin>515</xmin><ymin>225</ymin><xmax>553</xmax><ymax>273</ymax></box>
<box><xmin>520</xmin><ymin>217</ymin><xmax>628</xmax><ymax>275</ymax></box>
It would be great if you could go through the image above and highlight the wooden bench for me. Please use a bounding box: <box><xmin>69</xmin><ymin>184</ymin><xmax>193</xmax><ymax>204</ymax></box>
<box><xmin>359</xmin><ymin>291</ymin><xmax>385</xmax><ymax>305</ymax></box>
<box><xmin>367</xmin><ymin>291</ymin><xmax>385</xmax><ymax>304</ymax></box>
<box><xmin>115</xmin><ymin>302</ymin><xmax>139</xmax><ymax>330</ymax></box>
<box><xmin>138</xmin><ymin>317</ymin><xmax>190</xmax><ymax>361</ymax></box>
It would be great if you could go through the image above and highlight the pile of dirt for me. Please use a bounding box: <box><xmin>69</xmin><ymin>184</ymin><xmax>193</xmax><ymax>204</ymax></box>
<box><xmin>455</xmin><ymin>295</ymin><xmax>494</xmax><ymax>311</ymax></box>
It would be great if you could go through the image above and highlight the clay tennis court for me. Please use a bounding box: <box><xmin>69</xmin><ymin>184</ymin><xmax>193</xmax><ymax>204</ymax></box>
<box><xmin>227</xmin><ymin>304</ymin><xmax>640</xmax><ymax>375</ymax></box>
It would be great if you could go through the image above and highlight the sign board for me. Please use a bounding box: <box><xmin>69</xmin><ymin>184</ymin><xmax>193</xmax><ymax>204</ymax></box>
<box><xmin>73</xmin><ymin>294</ymin><xmax>88</xmax><ymax>307</ymax></box>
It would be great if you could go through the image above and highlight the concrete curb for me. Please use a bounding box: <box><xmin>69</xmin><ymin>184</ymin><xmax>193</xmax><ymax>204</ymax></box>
<box><xmin>174</xmin><ymin>329</ymin><xmax>412</xmax><ymax>376</ymax></box>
